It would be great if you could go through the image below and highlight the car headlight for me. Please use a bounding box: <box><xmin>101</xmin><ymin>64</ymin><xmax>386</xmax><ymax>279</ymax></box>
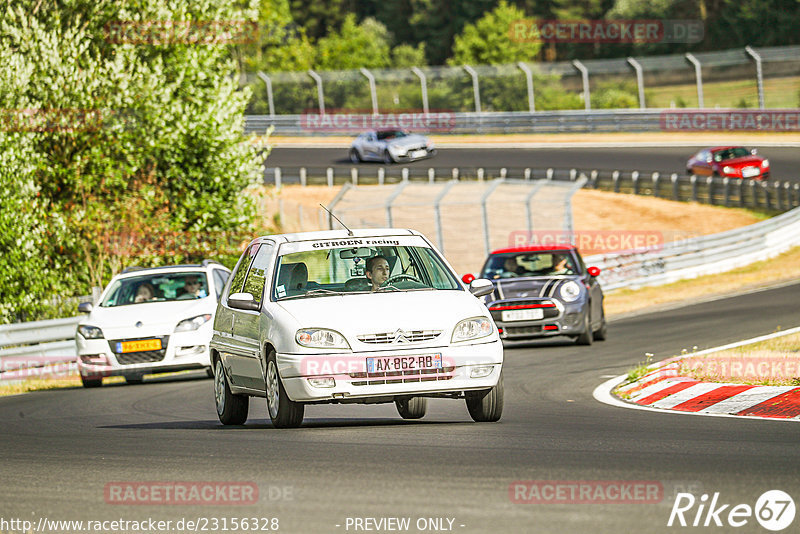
<box><xmin>175</xmin><ymin>314</ymin><xmax>212</xmax><ymax>332</ymax></box>
<box><xmin>452</xmin><ymin>317</ymin><xmax>493</xmax><ymax>343</ymax></box>
<box><xmin>392</xmin><ymin>147</ymin><xmax>407</xmax><ymax>156</ymax></box>
<box><xmin>296</xmin><ymin>328</ymin><xmax>350</xmax><ymax>349</ymax></box>
<box><xmin>559</xmin><ymin>281</ymin><xmax>582</xmax><ymax>302</ymax></box>
<box><xmin>722</xmin><ymin>166</ymin><xmax>735</xmax><ymax>174</ymax></box>
<box><xmin>762</xmin><ymin>159</ymin><xmax>769</xmax><ymax>168</ymax></box>
<box><xmin>78</xmin><ymin>325</ymin><xmax>104</xmax><ymax>339</ymax></box>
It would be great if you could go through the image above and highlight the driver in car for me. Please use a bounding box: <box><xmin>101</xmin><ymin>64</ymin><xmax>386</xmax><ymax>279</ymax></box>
<box><xmin>365</xmin><ymin>255</ymin><xmax>390</xmax><ymax>291</ymax></box>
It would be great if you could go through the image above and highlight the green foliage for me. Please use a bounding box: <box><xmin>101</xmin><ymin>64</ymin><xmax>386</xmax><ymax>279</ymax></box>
<box><xmin>591</xmin><ymin>79</ymin><xmax>639</xmax><ymax>109</ymax></box>
<box><xmin>0</xmin><ymin>0</ymin><xmax>270</xmax><ymax>322</ymax></box>
<box><xmin>315</xmin><ymin>15</ymin><xmax>391</xmax><ymax>70</ymax></box>
<box><xmin>449</xmin><ymin>1</ymin><xmax>542</xmax><ymax>65</ymax></box>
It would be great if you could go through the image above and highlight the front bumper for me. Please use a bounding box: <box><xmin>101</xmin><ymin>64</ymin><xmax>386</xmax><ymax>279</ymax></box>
<box><xmin>76</xmin><ymin>329</ymin><xmax>212</xmax><ymax>379</ymax></box>
<box><xmin>276</xmin><ymin>339</ymin><xmax>502</xmax><ymax>402</ymax></box>
<box><xmin>392</xmin><ymin>148</ymin><xmax>436</xmax><ymax>162</ymax></box>
<box><xmin>490</xmin><ymin>301</ymin><xmax>589</xmax><ymax>341</ymax></box>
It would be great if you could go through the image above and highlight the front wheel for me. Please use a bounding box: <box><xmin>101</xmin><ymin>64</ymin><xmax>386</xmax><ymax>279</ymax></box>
<box><xmin>349</xmin><ymin>148</ymin><xmax>361</xmax><ymax>163</ymax></box>
<box><xmin>81</xmin><ymin>375</ymin><xmax>102</xmax><ymax>388</ymax></box>
<box><xmin>466</xmin><ymin>375</ymin><xmax>504</xmax><ymax>422</ymax></box>
<box><xmin>214</xmin><ymin>358</ymin><xmax>249</xmax><ymax>425</ymax></box>
<box><xmin>593</xmin><ymin>307</ymin><xmax>608</xmax><ymax>341</ymax></box>
<box><xmin>396</xmin><ymin>397</ymin><xmax>427</xmax><ymax>419</ymax></box>
<box><xmin>265</xmin><ymin>351</ymin><xmax>304</xmax><ymax>428</ymax></box>
<box><xmin>383</xmin><ymin>150</ymin><xmax>394</xmax><ymax>164</ymax></box>
<box><xmin>576</xmin><ymin>311</ymin><xmax>593</xmax><ymax>346</ymax></box>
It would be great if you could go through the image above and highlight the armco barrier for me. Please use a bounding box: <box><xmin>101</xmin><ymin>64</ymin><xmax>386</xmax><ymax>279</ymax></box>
<box><xmin>0</xmin><ymin>317</ymin><xmax>79</xmax><ymax>380</ymax></box>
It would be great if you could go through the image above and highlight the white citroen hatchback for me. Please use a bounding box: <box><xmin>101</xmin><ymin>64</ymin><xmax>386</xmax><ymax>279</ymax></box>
<box><xmin>76</xmin><ymin>261</ymin><xmax>231</xmax><ymax>387</ymax></box>
<box><xmin>210</xmin><ymin>229</ymin><xmax>503</xmax><ymax>428</ymax></box>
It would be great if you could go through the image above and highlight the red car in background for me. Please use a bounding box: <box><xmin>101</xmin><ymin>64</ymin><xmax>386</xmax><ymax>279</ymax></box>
<box><xmin>686</xmin><ymin>146</ymin><xmax>769</xmax><ymax>180</ymax></box>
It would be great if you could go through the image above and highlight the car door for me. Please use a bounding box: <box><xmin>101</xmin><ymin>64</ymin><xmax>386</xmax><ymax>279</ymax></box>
<box><xmin>693</xmin><ymin>150</ymin><xmax>713</xmax><ymax>175</ymax></box>
<box><xmin>229</xmin><ymin>242</ymin><xmax>275</xmax><ymax>391</ymax></box>
<box><xmin>363</xmin><ymin>132</ymin><xmax>381</xmax><ymax>160</ymax></box>
<box><xmin>215</xmin><ymin>243</ymin><xmax>258</xmax><ymax>390</ymax></box>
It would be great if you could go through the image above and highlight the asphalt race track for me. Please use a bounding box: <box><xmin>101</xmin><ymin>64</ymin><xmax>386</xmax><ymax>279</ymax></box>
<box><xmin>267</xmin><ymin>147</ymin><xmax>800</xmax><ymax>183</ymax></box>
<box><xmin>2</xmin><ymin>283</ymin><xmax>800</xmax><ymax>533</ymax></box>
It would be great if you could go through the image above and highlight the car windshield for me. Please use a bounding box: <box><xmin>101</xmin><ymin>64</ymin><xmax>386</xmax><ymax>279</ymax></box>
<box><xmin>272</xmin><ymin>244</ymin><xmax>460</xmax><ymax>300</ymax></box>
<box><xmin>713</xmin><ymin>147</ymin><xmax>750</xmax><ymax>161</ymax></box>
<box><xmin>481</xmin><ymin>252</ymin><xmax>577</xmax><ymax>279</ymax></box>
<box><xmin>101</xmin><ymin>272</ymin><xmax>209</xmax><ymax>307</ymax></box>
<box><xmin>376</xmin><ymin>130</ymin><xmax>408</xmax><ymax>140</ymax></box>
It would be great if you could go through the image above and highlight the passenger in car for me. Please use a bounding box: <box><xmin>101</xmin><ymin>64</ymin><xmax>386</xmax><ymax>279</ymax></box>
<box><xmin>546</xmin><ymin>255</ymin><xmax>572</xmax><ymax>275</ymax></box>
<box><xmin>134</xmin><ymin>282</ymin><xmax>156</xmax><ymax>303</ymax></box>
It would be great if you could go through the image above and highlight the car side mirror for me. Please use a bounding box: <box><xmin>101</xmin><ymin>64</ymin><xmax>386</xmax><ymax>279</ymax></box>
<box><xmin>228</xmin><ymin>292</ymin><xmax>260</xmax><ymax>312</ymax></box>
<box><xmin>468</xmin><ymin>278</ymin><xmax>494</xmax><ymax>297</ymax></box>
<box><xmin>462</xmin><ymin>273</ymin><xmax>475</xmax><ymax>284</ymax></box>
<box><xmin>587</xmin><ymin>266</ymin><xmax>601</xmax><ymax>277</ymax></box>
<box><xmin>78</xmin><ymin>302</ymin><xmax>93</xmax><ymax>314</ymax></box>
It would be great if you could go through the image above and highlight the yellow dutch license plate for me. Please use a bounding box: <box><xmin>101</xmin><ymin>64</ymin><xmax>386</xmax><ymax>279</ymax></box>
<box><xmin>116</xmin><ymin>339</ymin><xmax>162</xmax><ymax>353</ymax></box>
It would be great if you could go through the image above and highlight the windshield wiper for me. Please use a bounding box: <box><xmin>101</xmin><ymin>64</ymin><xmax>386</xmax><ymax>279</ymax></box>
<box><xmin>278</xmin><ymin>288</ymin><xmax>340</xmax><ymax>300</ymax></box>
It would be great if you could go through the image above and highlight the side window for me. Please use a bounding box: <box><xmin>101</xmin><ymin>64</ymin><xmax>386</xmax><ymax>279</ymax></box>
<box><xmin>241</xmin><ymin>243</ymin><xmax>275</xmax><ymax>303</ymax></box>
<box><xmin>227</xmin><ymin>244</ymin><xmax>260</xmax><ymax>299</ymax></box>
<box><xmin>213</xmin><ymin>269</ymin><xmax>230</xmax><ymax>298</ymax></box>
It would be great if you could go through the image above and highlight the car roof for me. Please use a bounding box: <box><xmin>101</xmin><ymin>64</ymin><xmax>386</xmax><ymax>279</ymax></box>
<box><xmin>708</xmin><ymin>146</ymin><xmax>745</xmax><ymax>151</ymax></box>
<box><xmin>259</xmin><ymin>228</ymin><xmax>423</xmax><ymax>245</ymax></box>
<box><xmin>490</xmin><ymin>245</ymin><xmax>576</xmax><ymax>255</ymax></box>
<box><xmin>116</xmin><ymin>262</ymin><xmax>228</xmax><ymax>279</ymax></box>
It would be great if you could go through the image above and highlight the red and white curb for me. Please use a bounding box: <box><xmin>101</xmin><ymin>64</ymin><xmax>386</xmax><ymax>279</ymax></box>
<box><xmin>593</xmin><ymin>327</ymin><xmax>800</xmax><ymax>422</ymax></box>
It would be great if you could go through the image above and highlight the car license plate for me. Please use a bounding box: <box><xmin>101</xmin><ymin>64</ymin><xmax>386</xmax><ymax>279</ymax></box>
<box><xmin>501</xmin><ymin>309</ymin><xmax>544</xmax><ymax>322</ymax></box>
<box><xmin>410</xmin><ymin>149</ymin><xmax>426</xmax><ymax>159</ymax></box>
<box><xmin>366</xmin><ymin>353</ymin><xmax>442</xmax><ymax>373</ymax></box>
<box><xmin>741</xmin><ymin>167</ymin><xmax>759</xmax><ymax>178</ymax></box>
<box><xmin>116</xmin><ymin>339</ymin><xmax>162</xmax><ymax>353</ymax></box>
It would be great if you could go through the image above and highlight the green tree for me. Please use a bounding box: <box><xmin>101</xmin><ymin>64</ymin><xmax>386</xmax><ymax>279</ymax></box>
<box><xmin>449</xmin><ymin>1</ymin><xmax>542</xmax><ymax>65</ymax></box>
<box><xmin>315</xmin><ymin>15</ymin><xmax>392</xmax><ymax>70</ymax></box>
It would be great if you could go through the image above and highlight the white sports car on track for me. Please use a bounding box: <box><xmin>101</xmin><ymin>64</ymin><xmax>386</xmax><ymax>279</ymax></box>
<box><xmin>76</xmin><ymin>261</ymin><xmax>231</xmax><ymax>387</ymax></box>
<box><xmin>349</xmin><ymin>129</ymin><xmax>436</xmax><ymax>164</ymax></box>
<box><xmin>210</xmin><ymin>228</ymin><xmax>503</xmax><ymax>428</ymax></box>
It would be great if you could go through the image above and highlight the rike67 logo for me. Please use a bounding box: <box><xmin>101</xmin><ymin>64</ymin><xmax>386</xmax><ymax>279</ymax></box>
<box><xmin>668</xmin><ymin>490</ymin><xmax>795</xmax><ymax>531</ymax></box>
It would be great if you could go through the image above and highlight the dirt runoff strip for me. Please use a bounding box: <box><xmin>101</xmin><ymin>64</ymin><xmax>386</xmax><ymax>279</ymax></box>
<box><xmin>608</xmin><ymin>327</ymin><xmax>800</xmax><ymax>421</ymax></box>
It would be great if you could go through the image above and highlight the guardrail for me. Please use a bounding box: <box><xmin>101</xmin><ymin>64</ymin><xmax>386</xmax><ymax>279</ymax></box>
<box><xmin>0</xmin><ymin>317</ymin><xmax>79</xmax><ymax>381</ymax></box>
<box><xmin>245</xmin><ymin>109</ymin><xmax>800</xmax><ymax>136</ymax></box>
<box><xmin>585</xmin><ymin>205</ymin><xmax>800</xmax><ymax>290</ymax></box>
<box><xmin>264</xmin><ymin>165</ymin><xmax>800</xmax><ymax>212</ymax></box>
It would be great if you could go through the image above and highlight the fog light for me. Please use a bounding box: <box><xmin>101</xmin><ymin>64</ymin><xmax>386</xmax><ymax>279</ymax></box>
<box><xmin>79</xmin><ymin>354</ymin><xmax>109</xmax><ymax>365</ymax></box>
<box><xmin>308</xmin><ymin>377</ymin><xmax>336</xmax><ymax>388</ymax></box>
<box><xmin>176</xmin><ymin>345</ymin><xmax>205</xmax><ymax>357</ymax></box>
<box><xmin>470</xmin><ymin>366</ymin><xmax>493</xmax><ymax>378</ymax></box>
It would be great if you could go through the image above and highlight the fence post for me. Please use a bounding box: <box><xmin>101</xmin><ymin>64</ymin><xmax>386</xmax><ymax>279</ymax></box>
<box><xmin>546</xmin><ymin>168</ymin><xmax>554</xmax><ymax>180</ymax></box>
<box><xmin>794</xmin><ymin>183</ymin><xmax>800</xmax><ymax>208</ymax></box>
<box><xmin>706</xmin><ymin>176</ymin><xmax>715</xmax><ymax>205</ymax></box>
<box><xmin>428</xmin><ymin>168</ymin><xmax>435</xmax><ymax>183</ymax></box>
<box><xmin>723</xmin><ymin>177</ymin><xmax>730</xmax><ymax>207</ymax></box>
<box><xmin>359</xmin><ymin>67</ymin><xmax>378</xmax><ymax>116</ymax></box>
<box><xmin>691</xmin><ymin>175</ymin><xmax>698</xmax><ymax>202</ymax></box>
<box><xmin>627</xmin><ymin>57</ymin><xmax>646</xmax><ymax>109</ymax></box>
<box><xmin>671</xmin><ymin>173</ymin><xmax>679</xmax><ymax>201</ymax></box>
<box><xmin>401</xmin><ymin>168</ymin><xmax>409</xmax><ymax>182</ymax></box>
<box><xmin>749</xmin><ymin>180</ymin><xmax>757</xmax><ymax>208</ymax></box>
<box><xmin>738</xmin><ymin>179</ymin><xmax>745</xmax><ymax>207</ymax></box>
<box><xmin>411</xmin><ymin>67</ymin><xmax>429</xmax><ymax>115</ymax></box>
<box><xmin>774</xmin><ymin>181</ymin><xmax>783</xmax><ymax>211</ymax></box>
<box><xmin>256</xmin><ymin>72</ymin><xmax>275</xmax><ymax>117</ymax></box>
<box><xmin>570</xmin><ymin>169</ymin><xmax>577</xmax><ymax>181</ymax></box>
<box><xmin>685</xmin><ymin>53</ymin><xmax>704</xmax><ymax>108</ymax></box>
<box><xmin>378</xmin><ymin>167</ymin><xmax>385</xmax><ymax>186</ymax></box>
<box><xmin>299</xmin><ymin>167</ymin><xmax>307</xmax><ymax>187</ymax></box>
<box><xmin>462</xmin><ymin>65</ymin><xmax>481</xmax><ymax>113</ymax></box>
<box><xmin>590</xmin><ymin>170</ymin><xmax>598</xmax><ymax>189</ymax></box>
<box><xmin>434</xmin><ymin>180</ymin><xmax>457</xmax><ymax>253</ymax></box>
<box><xmin>452</xmin><ymin>168</ymin><xmax>459</xmax><ymax>181</ymax></box>
<box><xmin>326</xmin><ymin>167</ymin><xmax>333</xmax><ymax>187</ymax></box>
<box><xmin>744</xmin><ymin>46</ymin><xmax>765</xmax><ymax>109</ymax></box>
<box><xmin>524</xmin><ymin>168</ymin><xmax>531</xmax><ymax>181</ymax></box>
<box><xmin>327</xmin><ymin>182</ymin><xmax>351</xmax><ymax>230</ymax></box>
<box><xmin>572</xmin><ymin>60</ymin><xmax>591</xmax><ymax>110</ymax></box>
<box><xmin>525</xmin><ymin>181</ymin><xmax>546</xmax><ymax>240</ymax></box>
<box><xmin>500</xmin><ymin>168</ymin><xmax>507</xmax><ymax>179</ymax></box>
<box><xmin>763</xmin><ymin>181</ymin><xmax>773</xmax><ymax>210</ymax></box>
<box><xmin>517</xmin><ymin>61</ymin><xmax>535</xmax><ymax>112</ymax></box>
<box><xmin>632</xmin><ymin>171</ymin><xmax>640</xmax><ymax>194</ymax></box>
<box><xmin>613</xmin><ymin>170</ymin><xmax>620</xmax><ymax>193</ymax></box>
<box><xmin>477</xmin><ymin>168</ymin><xmax>484</xmax><ymax>181</ymax></box>
<box><xmin>275</xmin><ymin>167</ymin><xmax>282</xmax><ymax>188</ymax></box>
<box><xmin>351</xmin><ymin>167</ymin><xmax>358</xmax><ymax>186</ymax></box>
<box><xmin>307</xmin><ymin>69</ymin><xmax>325</xmax><ymax>115</ymax></box>
<box><xmin>652</xmin><ymin>172</ymin><xmax>660</xmax><ymax>197</ymax></box>
<box><xmin>481</xmin><ymin>179</ymin><xmax>505</xmax><ymax>256</ymax></box>
<box><xmin>385</xmin><ymin>180</ymin><xmax>409</xmax><ymax>227</ymax></box>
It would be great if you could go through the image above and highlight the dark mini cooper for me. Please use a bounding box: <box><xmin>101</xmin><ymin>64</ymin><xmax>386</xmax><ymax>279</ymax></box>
<box><xmin>463</xmin><ymin>246</ymin><xmax>606</xmax><ymax>345</ymax></box>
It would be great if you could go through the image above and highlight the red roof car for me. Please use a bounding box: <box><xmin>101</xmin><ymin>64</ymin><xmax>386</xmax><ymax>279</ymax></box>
<box><xmin>686</xmin><ymin>146</ymin><xmax>769</xmax><ymax>180</ymax></box>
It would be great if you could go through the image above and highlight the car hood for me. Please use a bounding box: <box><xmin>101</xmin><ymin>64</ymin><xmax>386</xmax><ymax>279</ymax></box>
<box><xmin>386</xmin><ymin>135</ymin><xmax>428</xmax><ymax>148</ymax></box>
<box><xmin>487</xmin><ymin>277</ymin><xmax>580</xmax><ymax>301</ymax></box>
<box><xmin>82</xmin><ymin>299</ymin><xmax>213</xmax><ymax>338</ymax></box>
<box><xmin>717</xmin><ymin>156</ymin><xmax>763</xmax><ymax>167</ymax></box>
<box><xmin>277</xmin><ymin>290</ymin><xmax>485</xmax><ymax>336</ymax></box>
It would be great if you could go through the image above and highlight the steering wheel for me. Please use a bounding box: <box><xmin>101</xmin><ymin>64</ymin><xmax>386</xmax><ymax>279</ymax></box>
<box><xmin>386</xmin><ymin>273</ymin><xmax>422</xmax><ymax>284</ymax></box>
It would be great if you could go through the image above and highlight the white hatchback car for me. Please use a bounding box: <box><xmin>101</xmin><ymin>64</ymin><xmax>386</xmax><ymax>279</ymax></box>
<box><xmin>210</xmin><ymin>229</ymin><xmax>503</xmax><ymax>428</ymax></box>
<box><xmin>76</xmin><ymin>261</ymin><xmax>231</xmax><ymax>387</ymax></box>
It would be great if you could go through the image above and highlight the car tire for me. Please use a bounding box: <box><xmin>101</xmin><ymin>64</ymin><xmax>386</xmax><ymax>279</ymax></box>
<box><xmin>349</xmin><ymin>148</ymin><xmax>361</xmax><ymax>163</ymax></box>
<box><xmin>465</xmin><ymin>374</ymin><xmax>504</xmax><ymax>422</ymax></box>
<box><xmin>593</xmin><ymin>307</ymin><xmax>608</xmax><ymax>341</ymax></box>
<box><xmin>125</xmin><ymin>376</ymin><xmax>144</xmax><ymax>385</ymax></box>
<box><xmin>395</xmin><ymin>397</ymin><xmax>427</xmax><ymax>419</ymax></box>
<box><xmin>80</xmin><ymin>376</ymin><xmax>102</xmax><ymax>388</ymax></box>
<box><xmin>214</xmin><ymin>358</ymin><xmax>249</xmax><ymax>425</ymax></box>
<box><xmin>382</xmin><ymin>150</ymin><xmax>394</xmax><ymax>164</ymax></box>
<box><xmin>576</xmin><ymin>311</ymin><xmax>593</xmax><ymax>345</ymax></box>
<box><xmin>265</xmin><ymin>350</ymin><xmax>304</xmax><ymax>428</ymax></box>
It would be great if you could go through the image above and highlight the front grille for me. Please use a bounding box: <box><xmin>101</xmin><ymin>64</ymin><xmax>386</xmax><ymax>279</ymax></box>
<box><xmin>357</xmin><ymin>330</ymin><xmax>442</xmax><ymax>344</ymax></box>
<box><xmin>489</xmin><ymin>299</ymin><xmax>560</xmax><ymax>322</ymax></box>
<box><xmin>348</xmin><ymin>367</ymin><xmax>455</xmax><ymax>386</ymax></box>
<box><xmin>108</xmin><ymin>336</ymin><xmax>169</xmax><ymax>365</ymax></box>
<box><xmin>504</xmin><ymin>325</ymin><xmax>544</xmax><ymax>335</ymax></box>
